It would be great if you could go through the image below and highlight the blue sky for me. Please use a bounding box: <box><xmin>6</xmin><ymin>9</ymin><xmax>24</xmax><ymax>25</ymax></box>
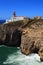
<box><xmin>0</xmin><ymin>0</ymin><xmax>43</xmax><ymax>19</ymax></box>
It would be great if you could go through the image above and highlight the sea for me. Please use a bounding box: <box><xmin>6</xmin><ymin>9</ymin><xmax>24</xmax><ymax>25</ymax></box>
<box><xmin>0</xmin><ymin>45</ymin><xmax>43</xmax><ymax>65</ymax></box>
<box><xmin>0</xmin><ymin>20</ymin><xmax>6</xmax><ymax>24</ymax></box>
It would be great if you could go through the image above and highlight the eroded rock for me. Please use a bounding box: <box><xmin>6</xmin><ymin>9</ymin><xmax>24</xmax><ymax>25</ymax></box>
<box><xmin>0</xmin><ymin>25</ymin><xmax>22</xmax><ymax>47</ymax></box>
<box><xmin>20</xmin><ymin>28</ymin><xmax>43</xmax><ymax>61</ymax></box>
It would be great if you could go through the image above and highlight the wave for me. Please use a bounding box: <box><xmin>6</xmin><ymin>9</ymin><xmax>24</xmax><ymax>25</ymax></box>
<box><xmin>3</xmin><ymin>49</ymin><xmax>43</xmax><ymax>65</ymax></box>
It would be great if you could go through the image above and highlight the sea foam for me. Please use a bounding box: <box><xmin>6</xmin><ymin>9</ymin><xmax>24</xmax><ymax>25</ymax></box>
<box><xmin>3</xmin><ymin>49</ymin><xmax>43</xmax><ymax>65</ymax></box>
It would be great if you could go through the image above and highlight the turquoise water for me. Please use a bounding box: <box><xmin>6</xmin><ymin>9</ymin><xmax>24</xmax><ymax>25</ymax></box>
<box><xmin>0</xmin><ymin>46</ymin><xmax>43</xmax><ymax>65</ymax></box>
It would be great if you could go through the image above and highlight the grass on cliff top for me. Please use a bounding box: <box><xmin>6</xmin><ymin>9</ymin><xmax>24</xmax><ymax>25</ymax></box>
<box><xmin>4</xmin><ymin>20</ymin><xmax>24</xmax><ymax>27</ymax></box>
<box><xmin>4</xmin><ymin>19</ymin><xmax>43</xmax><ymax>29</ymax></box>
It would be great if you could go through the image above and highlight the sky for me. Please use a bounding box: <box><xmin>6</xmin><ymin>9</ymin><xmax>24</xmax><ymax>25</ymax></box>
<box><xmin>0</xmin><ymin>0</ymin><xmax>43</xmax><ymax>19</ymax></box>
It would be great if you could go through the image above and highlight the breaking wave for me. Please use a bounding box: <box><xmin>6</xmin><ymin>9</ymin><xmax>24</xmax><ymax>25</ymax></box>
<box><xmin>3</xmin><ymin>47</ymin><xmax>43</xmax><ymax>65</ymax></box>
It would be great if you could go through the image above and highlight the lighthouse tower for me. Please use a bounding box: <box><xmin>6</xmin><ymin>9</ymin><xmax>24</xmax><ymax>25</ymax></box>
<box><xmin>13</xmin><ymin>11</ymin><xmax>16</xmax><ymax>17</ymax></box>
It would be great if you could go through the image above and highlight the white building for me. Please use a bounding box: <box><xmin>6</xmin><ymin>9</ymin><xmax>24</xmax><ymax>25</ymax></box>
<box><xmin>5</xmin><ymin>16</ymin><xmax>26</xmax><ymax>23</ymax></box>
<box><xmin>5</xmin><ymin>12</ymin><xmax>28</xmax><ymax>24</ymax></box>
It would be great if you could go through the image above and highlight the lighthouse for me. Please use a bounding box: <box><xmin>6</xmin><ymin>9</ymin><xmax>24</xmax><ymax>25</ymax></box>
<box><xmin>5</xmin><ymin>11</ymin><xmax>28</xmax><ymax>24</ymax></box>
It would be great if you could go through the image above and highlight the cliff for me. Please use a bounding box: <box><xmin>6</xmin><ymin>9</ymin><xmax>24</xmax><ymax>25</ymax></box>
<box><xmin>0</xmin><ymin>16</ymin><xmax>43</xmax><ymax>61</ymax></box>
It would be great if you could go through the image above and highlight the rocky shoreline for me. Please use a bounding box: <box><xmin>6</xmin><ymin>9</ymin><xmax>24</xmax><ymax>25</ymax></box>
<box><xmin>0</xmin><ymin>17</ymin><xmax>43</xmax><ymax>61</ymax></box>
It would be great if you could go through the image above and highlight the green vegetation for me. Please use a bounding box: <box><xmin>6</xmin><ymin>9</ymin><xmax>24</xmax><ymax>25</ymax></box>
<box><xmin>4</xmin><ymin>20</ymin><xmax>24</xmax><ymax>27</ymax></box>
<box><xmin>4</xmin><ymin>18</ymin><xmax>43</xmax><ymax>29</ymax></box>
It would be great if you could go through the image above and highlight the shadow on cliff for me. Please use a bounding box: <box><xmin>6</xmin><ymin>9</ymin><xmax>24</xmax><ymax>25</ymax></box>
<box><xmin>0</xmin><ymin>28</ymin><xmax>22</xmax><ymax>47</ymax></box>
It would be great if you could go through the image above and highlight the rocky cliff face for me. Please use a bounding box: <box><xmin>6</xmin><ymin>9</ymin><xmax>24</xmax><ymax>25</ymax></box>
<box><xmin>20</xmin><ymin>28</ymin><xmax>43</xmax><ymax>61</ymax></box>
<box><xmin>20</xmin><ymin>18</ymin><xmax>43</xmax><ymax>61</ymax></box>
<box><xmin>0</xmin><ymin>17</ymin><xmax>43</xmax><ymax>61</ymax></box>
<box><xmin>0</xmin><ymin>23</ymin><xmax>22</xmax><ymax>47</ymax></box>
